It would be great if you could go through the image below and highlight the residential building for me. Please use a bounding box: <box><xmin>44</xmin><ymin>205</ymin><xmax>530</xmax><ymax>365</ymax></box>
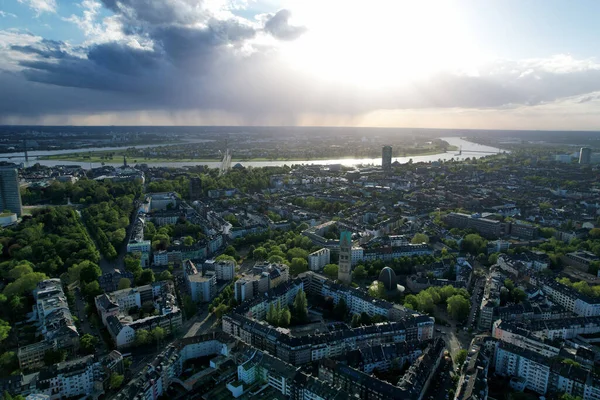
<box><xmin>188</xmin><ymin>271</ymin><xmax>216</xmax><ymax>303</ymax></box>
<box><xmin>36</xmin><ymin>355</ymin><xmax>99</xmax><ymax>400</ymax></box>
<box><xmin>487</xmin><ymin>240</ymin><xmax>511</xmax><ymax>254</ymax></box>
<box><xmin>537</xmin><ymin>278</ymin><xmax>600</xmax><ymax>317</ymax></box>
<box><xmin>562</xmin><ymin>250</ymin><xmax>600</xmax><ymax>271</ymax></box>
<box><xmin>114</xmin><ymin>332</ymin><xmax>235</xmax><ymax>400</ymax></box>
<box><xmin>445</xmin><ymin>212</ymin><xmax>507</xmax><ymax>238</ymax></box>
<box><xmin>144</xmin><ymin>192</ymin><xmax>179</xmax><ymax>211</ymax></box>
<box><xmin>234</xmin><ymin>278</ymin><xmax>255</xmax><ymax>303</ymax></box>
<box><xmin>18</xmin><ymin>279</ymin><xmax>79</xmax><ymax>370</ymax></box>
<box><xmin>454</xmin><ymin>338</ymin><xmax>493</xmax><ymax>400</ymax></box>
<box><xmin>96</xmin><ymin>282</ymin><xmax>182</xmax><ymax>349</ymax></box>
<box><xmin>126</xmin><ymin>216</ymin><xmax>151</xmax><ymax>267</ymax></box>
<box><xmin>234</xmin><ymin>263</ymin><xmax>289</xmax><ymax>303</ymax></box>
<box><xmin>308</xmin><ymin>248</ymin><xmax>330</xmax><ymax>271</ymax></box>
<box><xmin>183</xmin><ymin>260</ymin><xmax>216</xmax><ymax>302</ymax></box>
<box><xmin>509</xmin><ymin>222</ymin><xmax>538</xmax><ymax>240</ymax></box>
<box><xmin>494</xmin><ymin>341</ymin><xmax>600</xmax><ymax>397</ymax></box>
<box><xmin>204</xmin><ymin>259</ymin><xmax>235</xmax><ymax>281</ymax></box>
<box><xmin>8</xmin><ymin>351</ymin><xmax>123</xmax><ymax>399</ymax></box>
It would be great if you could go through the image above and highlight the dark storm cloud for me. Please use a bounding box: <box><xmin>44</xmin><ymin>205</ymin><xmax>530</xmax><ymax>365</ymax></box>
<box><xmin>11</xmin><ymin>39</ymin><xmax>71</xmax><ymax>59</ymax></box>
<box><xmin>264</xmin><ymin>9</ymin><xmax>307</xmax><ymax>41</ymax></box>
<box><xmin>0</xmin><ymin>70</ymin><xmax>140</xmax><ymax>118</ymax></box>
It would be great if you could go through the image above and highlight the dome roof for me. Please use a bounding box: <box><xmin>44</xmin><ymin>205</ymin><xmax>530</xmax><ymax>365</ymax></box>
<box><xmin>378</xmin><ymin>267</ymin><xmax>397</xmax><ymax>291</ymax></box>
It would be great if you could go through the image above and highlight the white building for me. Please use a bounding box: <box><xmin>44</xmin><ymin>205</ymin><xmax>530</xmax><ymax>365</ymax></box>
<box><xmin>539</xmin><ymin>278</ymin><xmax>600</xmax><ymax>317</ymax></box>
<box><xmin>389</xmin><ymin>235</ymin><xmax>410</xmax><ymax>247</ymax></box>
<box><xmin>214</xmin><ymin>260</ymin><xmax>236</xmax><ymax>281</ymax></box>
<box><xmin>153</xmin><ymin>250</ymin><xmax>169</xmax><ymax>267</ymax></box>
<box><xmin>308</xmin><ymin>248</ymin><xmax>330</xmax><ymax>271</ymax></box>
<box><xmin>495</xmin><ymin>343</ymin><xmax>550</xmax><ymax>395</ymax></box>
<box><xmin>188</xmin><ymin>271</ymin><xmax>217</xmax><ymax>303</ymax></box>
<box><xmin>351</xmin><ymin>247</ymin><xmax>364</xmax><ymax>266</ymax></box>
<box><xmin>234</xmin><ymin>278</ymin><xmax>255</xmax><ymax>303</ymax></box>
<box><xmin>36</xmin><ymin>355</ymin><xmax>98</xmax><ymax>400</ymax></box>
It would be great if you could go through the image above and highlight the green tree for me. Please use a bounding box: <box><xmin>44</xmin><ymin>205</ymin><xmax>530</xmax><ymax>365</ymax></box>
<box><xmin>286</xmin><ymin>247</ymin><xmax>309</xmax><ymax>262</ymax></box>
<box><xmin>268</xmin><ymin>255</ymin><xmax>286</xmax><ymax>264</ymax></box>
<box><xmin>224</xmin><ymin>245</ymin><xmax>238</xmax><ymax>258</ymax></box>
<box><xmin>360</xmin><ymin>312</ymin><xmax>372</xmax><ymax>325</ymax></box>
<box><xmin>183</xmin><ymin>236</ymin><xmax>194</xmax><ymax>246</ymax></box>
<box><xmin>447</xmin><ymin>295</ymin><xmax>470</xmax><ymax>322</ymax></box>
<box><xmin>183</xmin><ymin>295</ymin><xmax>197</xmax><ymax>317</ymax></box>
<box><xmin>109</xmin><ymin>373</ymin><xmax>124</xmax><ymax>390</ymax></box>
<box><xmin>150</xmin><ymin>327</ymin><xmax>165</xmax><ymax>343</ymax></box>
<box><xmin>253</xmin><ymin>247</ymin><xmax>268</xmax><ymax>261</ymax></box>
<box><xmin>416</xmin><ymin>291</ymin><xmax>435</xmax><ymax>313</ymax></box>
<box><xmin>157</xmin><ymin>270</ymin><xmax>173</xmax><ymax>281</ymax></box>
<box><xmin>7</xmin><ymin>263</ymin><xmax>34</xmax><ymax>280</ymax></box>
<box><xmin>504</xmin><ymin>279</ymin><xmax>514</xmax><ymax>291</ymax></box>
<box><xmin>351</xmin><ymin>313</ymin><xmax>361</xmax><ymax>328</ymax></box>
<box><xmin>462</xmin><ymin>234</ymin><xmax>487</xmax><ymax>254</ymax></box>
<box><xmin>455</xmin><ymin>349</ymin><xmax>468</xmax><ymax>368</ymax></box>
<box><xmin>82</xmin><ymin>281</ymin><xmax>102</xmax><ymax>302</ymax></box>
<box><xmin>368</xmin><ymin>281</ymin><xmax>386</xmax><ymax>299</ymax></box>
<box><xmin>215</xmin><ymin>254</ymin><xmax>236</xmax><ymax>264</ymax></box>
<box><xmin>323</xmin><ymin>264</ymin><xmax>338</xmax><ymax>279</ymax></box>
<box><xmin>293</xmin><ymin>289</ymin><xmax>308</xmax><ymax>323</ymax></box>
<box><xmin>134</xmin><ymin>329</ymin><xmax>150</xmax><ymax>347</ymax></box>
<box><xmin>124</xmin><ymin>253</ymin><xmax>142</xmax><ymax>273</ymax></box>
<box><xmin>540</xmin><ymin>227</ymin><xmax>556</xmax><ymax>239</ymax></box>
<box><xmin>0</xmin><ymin>352</ymin><xmax>18</xmax><ymax>375</ymax></box>
<box><xmin>267</xmin><ymin>303</ymin><xmax>276</xmax><ymax>324</ymax></box>
<box><xmin>117</xmin><ymin>278</ymin><xmax>131</xmax><ymax>290</ymax></box>
<box><xmin>80</xmin><ymin>334</ymin><xmax>99</xmax><ymax>354</ymax></box>
<box><xmin>0</xmin><ymin>320</ymin><xmax>10</xmax><ymax>343</ymax></box>
<box><xmin>136</xmin><ymin>269</ymin><xmax>155</xmax><ymax>286</ymax></box>
<box><xmin>3</xmin><ymin>272</ymin><xmax>48</xmax><ymax>297</ymax></box>
<box><xmin>411</xmin><ymin>233</ymin><xmax>429</xmax><ymax>244</ymax></box>
<box><xmin>2</xmin><ymin>391</ymin><xmax>25</xmax><ymax>400</ymax></box>
<box><xmin>278</xmin><ymin>307</ymin><xmax>291</xmax><ymax>327</ymax></box>
<box><xmin>512</xmin><ymin>288</ymin><xmax>527</xmax><ymax>303</ymax></box>
<box><xmin>333</xmin><ymin>298</ymin><xmax>348</xmax><ymax>321</ymax></box>
<box><xmin>214</xmin><ymin>303</ymin><xmax>229</xmax><ymax>318</ymax></box>
<box><xmin>290</xmin><ymin>258</ymin><xmax>308</xmax><ymax>276</ymax></box>
<box><xmin>353</xmin><ymin>265</ymin><xmax>367</xmax><ymax>279</ymax></box>
<box><xmin>44</xmin><ymin>349</ymin><xmax>66</xmax><ymax>366</ymax></box>
<box><xmin>560</xmin><ymin>394</ymin><xmax>583</xmax><ymax>400</ymax></box>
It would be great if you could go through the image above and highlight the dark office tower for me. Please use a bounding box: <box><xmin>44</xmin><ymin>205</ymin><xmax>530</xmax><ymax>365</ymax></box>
<box><xmin>0</xmin><ymin>163</ymin><xmax>22</xmax><ymax>216</ymax></box>
<box><xmin>382</xmin><ymin>145</ymin><xmax>392</xmax><ymax>171</ymax></box>
<box><xmin>579</xmin><ymin>147</ymin><xmax>592</xmax><ymax>164</ymax></box>
<box><xmin>189</xmin><ymin>177</ymin><xmax>203</xmax><ymax>200</ymax></box>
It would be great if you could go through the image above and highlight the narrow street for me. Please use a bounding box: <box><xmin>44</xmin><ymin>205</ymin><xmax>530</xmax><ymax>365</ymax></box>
<box><xmin>433</xmin><ymin>307</ymin><xmax>471</xmax><ymax>359</ymax></box>
<box><xmin>73</xmin><ymin>288</ymin><xmax>108</xmax><ymax>353</ymax></box>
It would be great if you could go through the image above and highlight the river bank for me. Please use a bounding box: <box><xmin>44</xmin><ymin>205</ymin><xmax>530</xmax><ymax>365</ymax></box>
<box><xmin>38</xmin><ymin>145</ymin><xmax>459</xmax><ymax>164</ymax></box>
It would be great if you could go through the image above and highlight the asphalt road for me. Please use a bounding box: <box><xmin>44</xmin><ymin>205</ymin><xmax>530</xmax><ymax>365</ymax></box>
<box><xmin>73</xmin><ymin>289</ymin><xmax>108</xmax><ymax>353</ymax></box>
<box><xmin>423</xmin><ymin>356</ymin><xmax>456</xmax><ymax>400</ymax></box>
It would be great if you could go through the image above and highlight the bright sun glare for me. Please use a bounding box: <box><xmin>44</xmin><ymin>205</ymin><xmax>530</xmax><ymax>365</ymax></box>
<box><xmin>280</xmin><ymin>0</ymin><xmax>481</xmax><ymax>88</ymax></box>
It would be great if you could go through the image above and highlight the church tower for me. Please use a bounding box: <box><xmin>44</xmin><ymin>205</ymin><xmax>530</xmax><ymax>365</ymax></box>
<box><xmin>338</xmin><ymin>231</ymin><xmax>352</xmax><ymax>284</ymax></box>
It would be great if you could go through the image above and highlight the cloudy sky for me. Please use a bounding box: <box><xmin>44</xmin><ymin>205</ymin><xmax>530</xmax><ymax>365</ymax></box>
<box><xmin>2</xmin><ymin>0</ymin><xmax>600</xmax><ymax>129</ymax></box>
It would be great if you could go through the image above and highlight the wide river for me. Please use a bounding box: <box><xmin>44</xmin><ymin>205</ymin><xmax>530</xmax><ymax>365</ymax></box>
<box><xmin>1</xmin><ymin>137</ymin><xmax>504</xmax><ymax>169</ymax></box>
